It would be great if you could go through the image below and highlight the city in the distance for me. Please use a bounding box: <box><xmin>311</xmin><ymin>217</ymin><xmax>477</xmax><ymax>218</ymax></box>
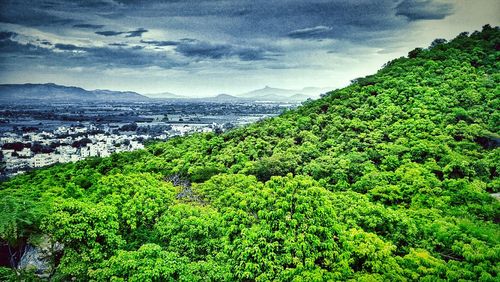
<box><xmin>0</xmin><ymin>83</ymin><xmax>329</xmax><ymax>178</ymax></box>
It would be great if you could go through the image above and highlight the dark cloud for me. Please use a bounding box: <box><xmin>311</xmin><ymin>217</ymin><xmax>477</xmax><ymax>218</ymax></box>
<box><xmin>95</xmin><ymin>30</ymin><xmax>126</xmax><ymax>36</ymax></box>
<box><xmin>140</xmin><ymin>39</ymin><xmax>179</xmax><ymax>46</ymax></box>
<box><xmin>37</xmin><ymin>40</ymin><xmax>53</xmax><ymax>46</ymax></box>
<box><xmin>0</xmin><ymin>0</ymin><xmax>457</xmax><ymax>43</ymax></box>
<box><xmin>54</xmin><ymin>43</ymin><xmax>86</xmax><ymax>51</ymax></box>
<box><xmin>95</xmin><ymin>28</ymin><xmax>148</xmax><ymax>37</ymax></box>
<box><xmin>0</xmin><ymin>31</ymin><xmax>17</xmax><ymax>40</ymax></box>
<box><xmin>396</xmin><ymin>0</ymin><xmax>454</xmax><ymax>21</ymax></box>
<box><xmin>179</xmin><ymin>38</ymin><xmax>197</xmax><ymax>43</ymax></box>
<box><xmin>0</xmin><ymin>1</ymin><xmax>76</xmax><ymax>26</ymax></box>
<box><xmin>0</xmin><ymin>38</ymin><xmax>51</xmax><ymax>59</ymax></box>
<box><xmin>174</xmin><ymin>39</ymin><xmax>270</xmax><ymax>61</ymax></box>
<box><xmin>80</xmin><ymin>46</ymin><xmax>162</xmax><ymax>67</ymax></box>
<box><xmin>73</xmin><ymin>23</ymin><xmax>105</xmax><ymax>29</ymax></box>
<box><xmin>287</xmin><ymin>26</ymin><xmax>333</xmax><ymax>39</ymax></box>
<box><xmin>0</xmin><ymin>0</ymin><xmax>397</xmax><ymax>42</ymax></box>
<box><xmin>175</xmin><ymin>41</ymin><xmax>236</xmax><ymax>59</ymax></box>
<box><xmin>101</xmin><ymin>0</ymin><xmax>409</xmax><ymax>41</ymax></box>
<box><xmin>109</xmin><ymin>43</ymin><xmax>129</xmax><ymax>47</ymax></box>
<box><xmin>1</xmin><ymin>37</ymin><xmax>183</xmax><ymax>70</ymax></box>
<box><xmin>125</xmin><ymin>28</ymin><xmax>148</xmax><ymax>37</ymax></box>
<box><xmin>74</xmin><ymin>0</ymin><xmax>116</xmax><ymax>9</ymax></box>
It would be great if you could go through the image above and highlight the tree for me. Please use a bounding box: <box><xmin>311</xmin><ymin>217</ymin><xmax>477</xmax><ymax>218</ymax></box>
<box><xmin>42</xmin><ymin>199</ymin><xmax>124</xmax><ymax>279</ymax></box>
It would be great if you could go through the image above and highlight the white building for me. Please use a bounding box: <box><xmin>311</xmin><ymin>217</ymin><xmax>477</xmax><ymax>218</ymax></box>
<box><xmin>26</xmin><ymin>133</ymin><xmax>44</xmax><ymax>142</ymax></box>
<box><xmin>56</xmin><ymin>145</ymin><xmax>77</xmax><ymax>155</ymax></box>
<box><xmin>80</xmin><ymin>147</ymin><xmax>90</xmax><ymax>157</ymax></box>
<box><xmin>55</xmin><ymin>126</ymin><xmax>69</xmax><ymax>135</ymax></box>
<box><xmin>2</xmin><ymin>149</ymin><xmax>15</xmax><ymax>158</ymax></box>
<box><xmin>129</xmin><ymin>141</ymin><xmax>144</xmax><ymax>150</ymax></box>
<box><xmin>18</xmin><ymin>148</ymin><xmax>33</xmax><ymax>157</ymax></box>
<box><xmin>32</xmin><ymin>154</ymin><xmax>57</xmax><ymax>168</ymax></box>
<box><xmin>5</xmin><ymin>158</ymin><xmax>29</xmax><ymax>170</ymax></box>
<box><xmin>0</xmin><ymin>135</ymin><xmax>18</xmax><ymax>145</ymax></box>
<box><xmin>73</xmin><ymin>127</ymin><xmax>87</xmax><ymax>134</ymax></box>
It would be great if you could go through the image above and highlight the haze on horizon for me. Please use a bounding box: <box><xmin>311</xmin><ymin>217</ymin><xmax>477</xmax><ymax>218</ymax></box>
<box><xmin>0</xmin><ymin>0</ymin><xmax>498</xmax><ymax>97</ymax></box>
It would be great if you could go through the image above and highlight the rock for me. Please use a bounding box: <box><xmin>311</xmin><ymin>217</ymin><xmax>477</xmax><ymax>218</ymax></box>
<box><xmin>17</xmin><ymin>235</ymin><xmax>63</xmax><ymax>279</ymax></box>
<box><xmin>17</xmin><ymin>245</ymin><xmax>50</xmax><ymax>277</ymax></box>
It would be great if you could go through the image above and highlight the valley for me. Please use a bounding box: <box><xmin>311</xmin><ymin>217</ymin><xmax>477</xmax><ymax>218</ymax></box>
<box><xmin>0</xmin><ymin>101</ymin><xmax>294</xmax><ymax>178</ymax></box>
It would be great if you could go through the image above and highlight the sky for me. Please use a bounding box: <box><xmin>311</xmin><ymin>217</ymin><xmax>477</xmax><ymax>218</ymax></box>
<box><xmin>0</xmin><ymin>0</ymin><xmax>498</xmax><ymax>96</ymax></box>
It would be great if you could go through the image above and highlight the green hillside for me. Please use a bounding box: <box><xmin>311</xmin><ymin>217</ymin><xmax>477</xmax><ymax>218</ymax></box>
<box><xmin>1</xmin><ymin>25</ymin><xmax>499</xmax><ymax>281</ymax></box>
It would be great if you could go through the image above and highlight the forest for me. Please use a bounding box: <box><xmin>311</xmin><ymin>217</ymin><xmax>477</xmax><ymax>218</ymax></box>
<box><xmin>0</xmin><ymin>25</ymin><xmax>499</xmax><ymax>281</ymax></box>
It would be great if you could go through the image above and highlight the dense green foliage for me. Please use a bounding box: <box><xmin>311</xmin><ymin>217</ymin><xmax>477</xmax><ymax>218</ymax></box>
<box><xmin>1</xmin><ymin>26</ymin><xmax>499</xmax><ymax>281</ymax></box>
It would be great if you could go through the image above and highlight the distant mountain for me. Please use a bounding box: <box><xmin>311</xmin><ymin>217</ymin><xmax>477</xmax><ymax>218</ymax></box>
<box><xmin>0</xmin><ymin>83</ymin><xmax>149</xmax><ymax>102</ymax></box>
<box><xmin>208</xmin><ymin>94</ymin><xmax>241</xmax><ymax>101</ymax></box>
<box><xmin>144</xmin><ymin>92</ymin><xmax>186</xmax><ymax>99</ymax></box>
<box><xmin>143</xmin><ymin>87</ymin><xmax>317</xmax><ymax>102</ymax></box>
<box><xmin>288</xmin><ymin>93</ymin><xmax>311</xmax><ymax>101</ymax></box>
<box><xmin>174</xmin><ymin>94</ymin><xmax>244</xmax><ymax>103</ymax></box>
<box><xmin>238</xmin><ymin>86</ymin><xmax>299</xmax><ymax>99</ymax></box>
<box><xmin>237</xmin><ymin>86</ymin><xmax>331</xmax><ymax>102</ymax></box>
<box><xmin>299</xmin><ymin>87</ymin><xmax>332</xmax><ymax>96</ymax></box>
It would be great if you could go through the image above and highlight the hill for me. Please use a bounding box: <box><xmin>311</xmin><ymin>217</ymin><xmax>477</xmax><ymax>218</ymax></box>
<box><xmin>143</xmin><ymin>91</ymin><xmax>186</xmax><ymax>99</ymax></box>
<box><xmin>0</xmin><ymin>83</ymin><xmax>149</xmax><ymax>102</ymax></box>
<box><xmin>238</xmin><ymin>85</ymin><xmax>297</xmax><ymax>98</ymax></box>
<box><xmin>207</xmin><ymin>93</ymin><xmax>241</xmax><ymax>102</ymax></box>
<box><xmin>237</xmin><ymin>86</ymin><xmax>329</xmax><ymax>102</ymax></box>
<box><xmin>0</xmin><ymin>25</ymin><xmax>499</xmax><ymax>281</ymax></box>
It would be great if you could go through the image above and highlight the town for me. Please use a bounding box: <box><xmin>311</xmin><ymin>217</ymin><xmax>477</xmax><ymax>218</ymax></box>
<box><xmin>0</xmin><ymin>100</ymin><xmax>296</xmax><ymax>179</ymax></box>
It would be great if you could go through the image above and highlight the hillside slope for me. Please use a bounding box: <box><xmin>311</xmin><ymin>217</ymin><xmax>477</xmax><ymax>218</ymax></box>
<box><xmin>0</xmin><ymin>25</ymin><xmax>499</xmax><ymax>281</ymax></box>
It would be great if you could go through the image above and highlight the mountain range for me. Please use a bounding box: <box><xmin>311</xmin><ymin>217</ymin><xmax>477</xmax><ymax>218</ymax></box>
<box><xmin>144</xmin><ymin>86</ymin><xmax>332</xmax><ymax>102</ymax></box>
<box><xmin>0</xmin><ymin>83</ymin><xmax>331</xmax><ymax>103</ymax></box>
<box><xmin>0</xmin><ymin>83</ymin><xmax>148</xmax><ymax>102</ymax></box>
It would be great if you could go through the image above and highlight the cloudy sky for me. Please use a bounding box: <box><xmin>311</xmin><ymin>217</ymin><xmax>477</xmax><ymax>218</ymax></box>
<box><xmin>0</xmin><ymin>0</ymin><xmax>498</xmax><ymax>96</ymax></box>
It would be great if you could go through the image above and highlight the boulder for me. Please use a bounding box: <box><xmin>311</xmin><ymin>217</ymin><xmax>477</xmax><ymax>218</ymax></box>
<box><xmin>17</xmin><ymin>236</ymin><xmax>63</xmax><ymax>278</ymax></box>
